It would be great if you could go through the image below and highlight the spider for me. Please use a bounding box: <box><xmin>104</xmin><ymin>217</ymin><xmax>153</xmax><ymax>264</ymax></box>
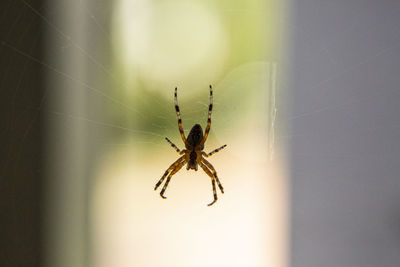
<box><xmin>154</xmin><ymin>85</ymin><xmax>227</xmax><ymax>206</ymax></box>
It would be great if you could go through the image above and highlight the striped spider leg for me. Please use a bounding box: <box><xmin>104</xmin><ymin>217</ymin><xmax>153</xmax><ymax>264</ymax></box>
<box><xmin>155</xmin><ymin>85</ymin><xmax>227</xmax><ymax>206</ymax></box>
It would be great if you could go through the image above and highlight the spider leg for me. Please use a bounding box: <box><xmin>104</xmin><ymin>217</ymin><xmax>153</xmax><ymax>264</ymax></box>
<box><xmin>165</xmin><ymin>137</ymin><xmax>185</xmax><ymax>154</ymax></box>
<box><xmin>202</xmin><ymin>157</ymin><xmax>224</xmax><ymax>194</ymax></box>
<box><xmin>160</xmin><ymin>159</ymin><xmax>186</xmax><ymax>199</ymax></box>
<box><xmin>202</xmin><ymin>144</ymin><xmax>227</xmax><ymax>157</ymax></box>
<box><xmin>174</xmin><ymin>87</ymin><xmax>188</xmax><ymax>145</ymax></box>
<box><xmin>199</xmin><ymin>162</ymin><xmax>218</xmax><ymax>206</ymax></box>
<box><xmin>199</xmin><ymin>85</ymin><xmax>213</xmax><ymax>147</ymax></box>
<box><xmin>155</xmin><ymin>155</ymin><xmax>185</xmax><ymax>190</ymax></box>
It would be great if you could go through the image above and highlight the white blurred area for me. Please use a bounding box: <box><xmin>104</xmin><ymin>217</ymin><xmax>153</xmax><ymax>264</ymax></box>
<box><xmin>92</xmin><ymin>136</ymin><xmax>288</xmax><ymax>267</ymax></box>
<box><xmin>92</xmin><ymin>0</ymin><xmax>288</xmax><ymax>266</ymax></box>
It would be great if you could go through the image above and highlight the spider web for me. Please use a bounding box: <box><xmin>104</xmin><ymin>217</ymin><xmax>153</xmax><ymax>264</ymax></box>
<box><xmin>0</xmin><ymin>1</ymin><xmax>282</xmax><ymax>266</ymax></box>
<box><xmin>1</xmin><ymin>0</ymin><xmax>282</xmax><ymax>157</ymax></box>
<box><xmin>4</xmin><ymin>1</ymin><xmax>399</xmax><ymax>267</ymax></box>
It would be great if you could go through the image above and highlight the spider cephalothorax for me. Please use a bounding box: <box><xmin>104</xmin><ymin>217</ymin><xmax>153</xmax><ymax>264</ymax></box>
<box><xmin>154</xmin><ymin>85</ymin><xmax>227</xmax><ymax>206</ymax></box>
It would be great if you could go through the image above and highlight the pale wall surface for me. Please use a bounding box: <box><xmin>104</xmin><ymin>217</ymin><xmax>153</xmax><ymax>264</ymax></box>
<box><xmin>289</xmin><ymin>1</ymin><xmax>400</xmax><ymax>266</ymax></box>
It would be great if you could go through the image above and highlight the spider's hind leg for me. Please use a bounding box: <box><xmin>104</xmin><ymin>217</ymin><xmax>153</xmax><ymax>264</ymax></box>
<box><xmin>174</xmin><ymin>87</ymin><xmax>188</xmax><ymax>145</ymax></box>
<box><xmin>199</xmin><ymin>85</ymin><xmax>213</xmax><ymax>147</ymax></box>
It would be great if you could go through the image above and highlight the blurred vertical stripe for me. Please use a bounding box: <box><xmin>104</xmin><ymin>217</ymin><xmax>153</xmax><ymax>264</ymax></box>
<box><xmin>0</xmin><ymin>0</ymin><xmax>45</xmax><ymax>266</ymax></box>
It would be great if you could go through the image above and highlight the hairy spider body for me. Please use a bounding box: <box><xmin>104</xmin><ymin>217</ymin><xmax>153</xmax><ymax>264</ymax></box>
<box><xmin>186</xmin><ymin>124</ymin><xmax>203</xmax><ymax>171</ymax></box>
<box><xmin>154</xmin><ymin>85</ymin><xmax>227</xmax><ymax>206</ymax></box>
<box><xmin>186</xmin><ymin>124</ymin><xmax>204</xmax><ymax>150</ymax></box>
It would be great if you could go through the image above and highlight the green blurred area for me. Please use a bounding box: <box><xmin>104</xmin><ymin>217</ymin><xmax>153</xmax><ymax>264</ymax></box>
<box><xmin>108</xmin><ymin>0</ymin><xmax>284</xmax><ymax>153</ymax></box>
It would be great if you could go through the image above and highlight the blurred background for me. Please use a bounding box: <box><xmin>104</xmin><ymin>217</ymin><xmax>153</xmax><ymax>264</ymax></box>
<box><xmin>1</xmin><ymin>0</ymin><xmax>400</xmax><ymax>267</ymax></box>
<box><xmin>1</xmin><ymin>0</ymin><xmax>288</xmax><ymax>266</ymax></box>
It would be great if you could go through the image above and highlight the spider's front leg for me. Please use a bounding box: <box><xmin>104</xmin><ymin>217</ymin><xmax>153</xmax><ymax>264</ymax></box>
<box><xmin>202</xmin><ymin>158</ymin><xmax>224</xmax><ymax>194</ymax></box>
<box><xmin>160</xmin><ymin>159</ymin><xmax>186</xmax><ymax>199</ymax></box>
<box><xmin>199</xmin><ymin>162</ymin><xmax>218</xmax><ymax>206</ymax></box>
<box><xmin>155</xmin><ymin>155</ymin><xmax>185</xmax><ymax>190</ymax></box>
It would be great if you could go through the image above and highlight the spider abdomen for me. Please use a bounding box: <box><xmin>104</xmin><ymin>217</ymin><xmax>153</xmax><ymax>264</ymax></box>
<box><xmin>186</xmin><ymin>124</ymin><xmax>204</xmax><ymax>149</ymax></box>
